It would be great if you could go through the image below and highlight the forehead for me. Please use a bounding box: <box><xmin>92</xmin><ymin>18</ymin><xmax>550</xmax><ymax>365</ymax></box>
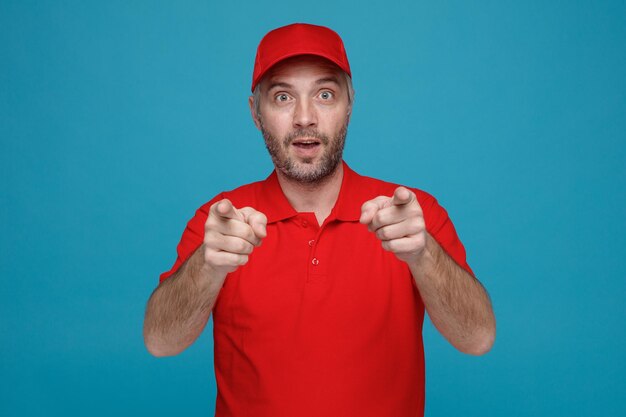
<box><xmin>262</xmin><ymin>55</ymin><xmax>345</xmax><ymax>87</ymax></box>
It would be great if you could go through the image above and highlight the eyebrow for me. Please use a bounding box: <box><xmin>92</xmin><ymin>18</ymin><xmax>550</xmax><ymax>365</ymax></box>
<box><xmin>266</xmin><ymin>82</ymin><xmax>294</xmax><ymax>92</ymax></box>
<box><xmin>315</xmin><ymin>76</ymin><xmax>341</xmax><ymax>86</ymax></box>
<box><xmin>266</xmin><ymin>77</ymin><xmax>342</xmax><ymax>92</ymax></box>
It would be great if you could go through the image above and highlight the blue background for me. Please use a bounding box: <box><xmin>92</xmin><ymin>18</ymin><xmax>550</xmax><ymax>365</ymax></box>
<box><xmin>1</xmin><ymin>1</ymin><xmax>625</xmax><ymax>416</ymax></box>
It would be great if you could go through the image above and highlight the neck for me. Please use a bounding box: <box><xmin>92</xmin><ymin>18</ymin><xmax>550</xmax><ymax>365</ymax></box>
<box><xmin>275</xmin><ymin>163</ymin><xmax>344</xmax><ymax>226</ymax></box>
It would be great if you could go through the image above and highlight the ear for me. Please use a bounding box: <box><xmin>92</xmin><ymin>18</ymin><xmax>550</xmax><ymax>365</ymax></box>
<box><xmin>249</xmin><ymin>96</ymin><xmax>262</xmax><ymax>130</ymax></box>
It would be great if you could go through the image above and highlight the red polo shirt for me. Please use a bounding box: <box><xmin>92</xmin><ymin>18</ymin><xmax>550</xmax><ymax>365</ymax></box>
<box><xmin>159</xmin><ymin>161</ymin><xmax>474</xmax><ymax>417</ymax></box>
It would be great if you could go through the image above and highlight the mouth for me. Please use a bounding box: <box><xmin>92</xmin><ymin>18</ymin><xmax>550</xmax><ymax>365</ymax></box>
<box><xmin>291</xmin><ymin>138</ymin><xmax>321</xmax><ymax>149</ymax></box>
<box><xmin>290</xmin><ymin>137</ymin><xmax>323</xmax><ymax>159</ymax></box>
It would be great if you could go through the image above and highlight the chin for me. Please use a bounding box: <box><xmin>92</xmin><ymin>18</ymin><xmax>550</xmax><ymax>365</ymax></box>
<box><xmin>286</xmin><ymin>161</ymin><xmax>341</xmax><ymax>184</ymax></box>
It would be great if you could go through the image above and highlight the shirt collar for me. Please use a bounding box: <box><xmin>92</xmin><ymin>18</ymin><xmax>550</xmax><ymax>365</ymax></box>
<box><xmin>258</xmin><ymin>160</ymin><xmax>364</xmax><ymax>224</ymax></box>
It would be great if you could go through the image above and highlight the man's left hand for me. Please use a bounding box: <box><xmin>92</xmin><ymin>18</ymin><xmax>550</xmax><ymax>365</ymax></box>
<box><xmin>359</xmin><ymin>186</ymin><xmax>427</xmax><ymax>265</ymax></box>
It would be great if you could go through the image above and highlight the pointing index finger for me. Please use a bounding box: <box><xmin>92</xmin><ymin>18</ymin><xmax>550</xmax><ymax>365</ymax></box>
<box><xmin>391</xmin><ymin>187</ymin><xmax>414</xmax><ymax>206</ymax></box>
<box><xmin>213</xmin><ymin>199</ymin><xmax>243</xmax><ymax>221</ymax></box>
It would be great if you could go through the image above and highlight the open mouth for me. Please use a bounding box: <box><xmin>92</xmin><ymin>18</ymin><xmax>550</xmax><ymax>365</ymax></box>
<box><xmin>292</xmin><ymin>139</ymin><xmax>321</xmax><ymax>149</ymax></box>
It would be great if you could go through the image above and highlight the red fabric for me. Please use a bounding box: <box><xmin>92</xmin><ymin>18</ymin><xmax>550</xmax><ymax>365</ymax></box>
<box><xmin>251</xmin><ymin>23</ymin><xmax>351</xmax><ymax>92</ymax></box>
<box><xmin>159</xmin><ymin>161</ymin><xmax>474</xmax><ymax>417</ymax></box>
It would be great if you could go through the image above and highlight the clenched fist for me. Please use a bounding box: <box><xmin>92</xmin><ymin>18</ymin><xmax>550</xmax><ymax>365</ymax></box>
<box><xmin>203</xmin><ymin>199</ymin><xmax>267</xmax><ymax>276</ymax></box>
<box><xmin>359</xmin><ymin>186</ymin><xmax>427</xmax><ymax>265</ymax></box>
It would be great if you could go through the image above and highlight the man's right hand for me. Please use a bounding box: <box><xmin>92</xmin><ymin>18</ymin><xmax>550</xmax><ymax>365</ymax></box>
<box><xmin>203</xmin><ymin>199</ymin><xmax>268</xmax><ymax>276</ymax></box>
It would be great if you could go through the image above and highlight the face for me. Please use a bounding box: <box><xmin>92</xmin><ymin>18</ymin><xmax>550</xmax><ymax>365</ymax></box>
<box><xmin>249</xmin><ymin>55</ymin><xmax>352</xmax><ymax>184</ymax></box>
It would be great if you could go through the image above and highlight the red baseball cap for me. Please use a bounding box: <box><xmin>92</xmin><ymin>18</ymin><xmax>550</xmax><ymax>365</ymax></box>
<box><xmin>251</xmin><ymin>23</ymin><xmax>351</xmax><ymax>92</ymax></box>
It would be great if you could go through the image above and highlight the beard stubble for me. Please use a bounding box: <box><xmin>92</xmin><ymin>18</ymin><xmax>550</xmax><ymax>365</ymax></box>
<box><xmin>260</xmin><ymin>119</ymin><xmax>349</xmax><ymax>184</ymax></box>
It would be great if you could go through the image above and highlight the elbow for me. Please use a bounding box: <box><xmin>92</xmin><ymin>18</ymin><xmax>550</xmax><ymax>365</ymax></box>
<box><xmin>143</xmin><ymin>322</ymin><xmax>186</xmax><ymax>358</ymax></box>
<box><xmin>464</xmin><ymin>333</ymin><xmax>495</xmax><ymax>356</ymax></box>
<box><xmin>143</xmin><ymin>306</ymin><xmax>186</xmax><ymax>357</ymax></box>
<box><xmin>146</xmin><ymin>345</ymin><xmax>168</xmax><ymax>358</ymax></box>
<box><xmin>143</xmin><ymin>330</ymin><xmax>168</xmax><ymax>357</ymax></box>
<box><xmin>459</xmin><ymin>323</ymin><xmax>496</xmax><ymax>356</ymax></box>
<box><xmin>146</xmin><ymin>347</ymin><xmax>179</xmax><ymax>358</ymax></box>
<box><xmin>144</xmin><ymin>334</ymin><xmax>186</xmax><ymax>357</ymax></box>
<box><xmin>144</xmin><ymin>338</ymin><xmax>171</xmax><ymax>357</ymax></box>
<box><xmin>464</xmin><ymin>308</ymin><xmax>497</xmax><ymax>356</ymax></box>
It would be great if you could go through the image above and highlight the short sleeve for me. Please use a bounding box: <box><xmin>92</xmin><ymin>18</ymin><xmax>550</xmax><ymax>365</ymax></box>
<box><xmin>417</xmin><ymin>191</ymin><xmax>475</xmax><ymax>278</ymax></box>
<box><xmin>158</xmin><ymin>193</ymin><xmax>225</xmax><ymax>283</ymax></box>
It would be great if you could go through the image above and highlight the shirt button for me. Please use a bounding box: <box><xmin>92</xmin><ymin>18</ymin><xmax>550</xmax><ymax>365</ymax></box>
<box><xmin>302</xmin><ymin>220</ymin><xmax>308</xmax><ymax>227</ymax></box>
<box><xmin>311</xmin><ymin>258</ymin><xmax>319</xmax><ymax>266</ymax></box>
<box><xmin>308</xmin><ymin>239</ymin><xmax>315</xmax><ymax>246</ymax></box>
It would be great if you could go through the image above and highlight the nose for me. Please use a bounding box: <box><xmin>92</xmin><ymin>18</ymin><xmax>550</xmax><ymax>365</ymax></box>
<box><xmin>293</xmin><ymin>98</ymin><xmax>317</xmax><ymax>128</ymax></box>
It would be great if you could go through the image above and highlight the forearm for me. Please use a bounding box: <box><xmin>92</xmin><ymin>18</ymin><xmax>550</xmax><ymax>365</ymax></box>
<box><xmin>410</xmin><ymin>233</ymin><xmax>496</xmax><ymax>355</ymax></box>
<box><xmin>143</xmin><ymin>246</ymin><xmax>226</xmax><ymax>357</ymax></box>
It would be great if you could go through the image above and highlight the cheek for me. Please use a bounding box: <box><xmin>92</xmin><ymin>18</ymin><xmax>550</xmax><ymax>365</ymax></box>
<box><xmin>323</xmin><ymin>109</ymin><xmax>350</xmax><ymax>130</ymax></box>
<box><xmin>261</xmin><ymin>112</ymin><xmax>293</xmax><ymax>134</ymax></box>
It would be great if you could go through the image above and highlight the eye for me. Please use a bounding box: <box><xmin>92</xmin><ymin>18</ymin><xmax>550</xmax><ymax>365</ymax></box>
<box><xmin>275</xmin><ymin>93</ymin><xmax>290</xmax><ymax>103</ymax></box>
<box><xmin>319</xmin><ymin>91</ymin><xmax>334</xmax><ymax>100</ymax></box>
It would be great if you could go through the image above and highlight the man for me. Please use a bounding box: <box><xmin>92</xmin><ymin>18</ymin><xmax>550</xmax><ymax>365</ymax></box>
<box><xmin>144</xmin><ymin>23</ymin><xmax>495</xmax><ymax>417</ymax></box>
